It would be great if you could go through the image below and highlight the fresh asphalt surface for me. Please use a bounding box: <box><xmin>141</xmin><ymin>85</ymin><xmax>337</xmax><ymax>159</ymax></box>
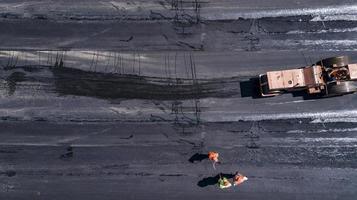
<box><xmin>1</xmin><ymin>1</ymin><xmax>357</xmax><ymax>200</ymax></box>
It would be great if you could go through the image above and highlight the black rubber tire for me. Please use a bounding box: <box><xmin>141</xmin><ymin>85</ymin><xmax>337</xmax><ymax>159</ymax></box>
<box><xmin>326</xmin><ymin>81</ymin><xmax>357</xmax><ymax>97</ymax></box>
<box><xmin>316</xmin><ymin>56</ymin><xmax>350</xmax><ymax>68</ymax></box>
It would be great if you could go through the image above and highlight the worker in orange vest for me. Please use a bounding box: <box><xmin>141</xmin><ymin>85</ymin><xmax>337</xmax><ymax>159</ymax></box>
<box><xmin>233</xmin><ymin>172</ymin><xmax>248</xmax><ymax>186</ymax></box>
<box><xmin>218</xmin><ymin>175</ymin><xmax>232</xmax><ymax>189</ymax></box>
<box><xmin>208</xmin><ymin>151</ymin><xmax>220</xmax><ymax>169</ymax></box>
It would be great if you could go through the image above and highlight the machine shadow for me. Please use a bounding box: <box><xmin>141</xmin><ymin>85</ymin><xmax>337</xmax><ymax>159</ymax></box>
<box><xmin>239</xmin><ymin>78</ymin><xmax>323</xmax><ymax>100</ymax></box>
<box><xmin>291</xmin><ymin>91</ymin><xmax>323</xmax><ymax>100</ymax></box>
<box><xmin>239</xmin><ymin>78</ymin><xmax>263</xmax><ymax>98</ymax></box>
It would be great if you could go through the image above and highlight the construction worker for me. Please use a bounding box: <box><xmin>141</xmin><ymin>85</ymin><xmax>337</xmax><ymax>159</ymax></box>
<box><xmin>208</xmin><ymin>151</ymin><xmax>219</xmax><ymax>169</ymax></box>
<box><xmin>233</xmin><ymin>172</ymin><xmax>248</xmax><ymax>186</ymax></box>
<box><xmin>218</xmin><ymin>175</ymin><xmax>232</xmax><ymax>189</ymax></box>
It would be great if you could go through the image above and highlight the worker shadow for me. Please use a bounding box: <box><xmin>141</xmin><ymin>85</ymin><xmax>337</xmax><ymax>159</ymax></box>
<box><xmin>239</xmin><ymin>78</ymin><xmax>262</xmax><ymax>98</ymax></box>
<box><xmin>188</xmin><ymin>153</ymin><xmax>208</xmax><ymax>163</ymax></box>
<box><xmin>197</xmin><ymin>173</ymin><xmax>235</xmax><ymax>187</ymax></box>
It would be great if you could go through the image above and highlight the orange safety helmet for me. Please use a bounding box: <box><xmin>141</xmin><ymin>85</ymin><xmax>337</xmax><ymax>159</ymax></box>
<box><xmin>233</xmin><ymin>173</ymin><xmax>248</xmax><ymax>186</ymax></box>
<box><xmin>208</xmin><ymin>151</ymin><xmax>219</xmax><ymax>162</ymax></box>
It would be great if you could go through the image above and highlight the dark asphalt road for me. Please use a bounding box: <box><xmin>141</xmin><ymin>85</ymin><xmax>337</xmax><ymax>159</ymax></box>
<box><xmin>1</xmin><ymin>121</ymin><xmax>357</xmax><ymax>200</ymax></box>
<box><xmin>1</xmin><ymin>1</ymin><xmax>357</xmax><ymax>200</ymax></box>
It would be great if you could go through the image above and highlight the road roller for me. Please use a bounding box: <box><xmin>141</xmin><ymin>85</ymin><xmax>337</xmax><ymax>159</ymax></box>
<box><xmin>259</xmin><ymin>56</ymin><xmax>357</xmax><ymax>97</ymax></box>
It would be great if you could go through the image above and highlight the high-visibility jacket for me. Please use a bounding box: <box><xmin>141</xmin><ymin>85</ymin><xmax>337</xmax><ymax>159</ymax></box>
<box><xmin>218</xmin><ymin>177</ymin><xmax>232</xmax><ymax>189</ymax></box>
